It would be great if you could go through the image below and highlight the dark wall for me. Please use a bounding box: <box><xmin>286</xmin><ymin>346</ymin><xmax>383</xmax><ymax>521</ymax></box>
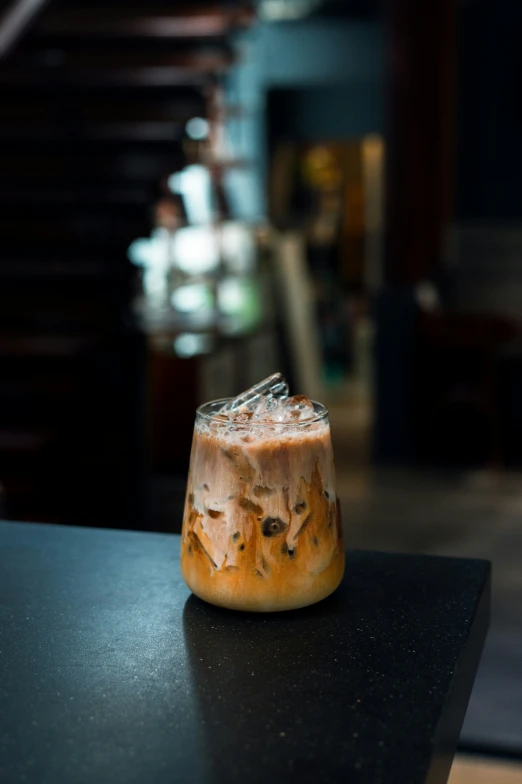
<box><xmin>267</xmin><ymin>84</ymin><xmax>384</xmax><ymax>144</ymax></box>
<box><xmin>457</xmin><ymin>0</ymin><xmax>522</xmax><ymax>220</ymax></box>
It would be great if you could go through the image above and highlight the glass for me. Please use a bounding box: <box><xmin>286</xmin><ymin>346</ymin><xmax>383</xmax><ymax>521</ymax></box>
<box><xmin>180</xmin><ymin>397</ymin><xmax>345</xmax><ymax>611</ymax></box>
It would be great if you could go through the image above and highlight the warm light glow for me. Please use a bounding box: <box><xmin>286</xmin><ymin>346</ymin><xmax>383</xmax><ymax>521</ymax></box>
<box><xmin>363</xmin><ymin>134</ymin><xmax>384</xmax><ymax>164</ymax></box>
<box><xmin>362</xmin><ymin>133</ymin><xmax>385</xmax><ymax>293</ymax></box>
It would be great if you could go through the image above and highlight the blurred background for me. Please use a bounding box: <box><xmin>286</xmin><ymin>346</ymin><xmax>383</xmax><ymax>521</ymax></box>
<box><xmin>0</xmin><ymin>0</ymin><xmax>521</xmax><ymax>778</ymax></box>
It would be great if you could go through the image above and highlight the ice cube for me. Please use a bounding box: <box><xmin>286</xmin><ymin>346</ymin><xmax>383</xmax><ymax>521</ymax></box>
<box><xmin>213</xmin><ymin>413</ymin><xmax>231</xmax><ymax>423</ymax></box>
<box><xmin>231</xmin><ymin>410</ymin><xmax>254</xmax><ymax>424</ymax></box>
<box><xmin>268</xmin><ymin>377</ymin><xmax>290</xmax><ymax>400</ymax></box>
<box><xmin>253</xmin><ymin>396</ymin><xmax>281</xmax><ymax>421</ymax></box>
<box><xmin>283</xmin><ymin>395</ymin><xmax>316</xmax><ymax>422</ymax></box>
<box><xmin>270</xmin><ymin>402</ymin><xmax>287</xmax><ymax>423</ymax></box>
<box><xmin>227</xmin><ymin>373</ymin><xmax>289</xmax><ymax>412</ymax></box>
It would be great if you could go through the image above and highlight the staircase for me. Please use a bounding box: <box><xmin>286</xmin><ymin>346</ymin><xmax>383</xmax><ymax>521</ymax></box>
<box><xmin>0</xmin><ymin>0</ymin><xmax>253</xmax><ymax>525</ymax></box>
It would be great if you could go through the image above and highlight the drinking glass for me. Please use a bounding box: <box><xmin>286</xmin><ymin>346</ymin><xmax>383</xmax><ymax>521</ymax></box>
<box><xmin>180</xmin><ymin>398</ymin><xmax>344</xmax><ymax>611</ymax></box>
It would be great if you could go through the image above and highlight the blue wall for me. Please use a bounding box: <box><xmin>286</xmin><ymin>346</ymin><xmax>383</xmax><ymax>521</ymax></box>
<box><xmin>257</xmin><ymin>20</ymin><xmax>383</xmax><ymax>85</ymax></box>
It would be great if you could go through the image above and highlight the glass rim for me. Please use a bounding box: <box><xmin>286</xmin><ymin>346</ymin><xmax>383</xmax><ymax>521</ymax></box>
<box><xmin>196</xmin><ymin>397</ymin><xmax>329</xmax><ymax>427</ymax></box>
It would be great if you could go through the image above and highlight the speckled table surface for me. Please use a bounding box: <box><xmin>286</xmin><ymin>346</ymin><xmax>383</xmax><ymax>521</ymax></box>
<box><xmin>0</xmin><ymin>521</ymin><xmax>490</xmax><ymax>784</ymax></box>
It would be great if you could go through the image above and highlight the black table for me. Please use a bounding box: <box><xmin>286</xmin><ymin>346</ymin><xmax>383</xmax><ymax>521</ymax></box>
<box><xmin>0</xmin><ymin>522</ymin><xmax>490</xmax><ymax>784</ymax></box>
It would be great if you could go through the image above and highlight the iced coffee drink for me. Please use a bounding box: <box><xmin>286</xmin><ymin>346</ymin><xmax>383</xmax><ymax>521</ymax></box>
<box><xmin>180</xmin><ymin>375</ymin><xmax>344</xmax><ymax>611</ymax></box>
